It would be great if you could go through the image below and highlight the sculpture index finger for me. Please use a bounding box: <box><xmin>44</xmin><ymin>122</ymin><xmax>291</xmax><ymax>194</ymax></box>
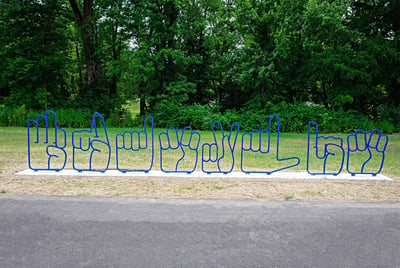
<box><xmin>46</xmin><ymin>110</ymin><xmax>66</xmax><ymax>149</ymax></box>
<box><xmin>228</xmin><ymin>122</ymin><xmax>240</xmax><ymax>150</ymax></box>
<box><xmin>167</xmin><ymin>127</ymin><xmax>180</xmax><ymax>149</ymax></box>
<box><xmin>159</xmin><ymin>131</ymin><xmax>170</xmax><ymax>150</ymax></box>
<box><xmin>347</xmin><ymin>133</ymin><xmax>357</xmax><ymax>152</ymax></box>
<box><xmin>27</xmin><ymin>117</ymin><xmax>39</xmax><ymax>145</ymax></box>
<box><xmin>189</xmin><ymin>131</ymin><xmax>201</xmax><ymax>150</ymax></box>
<box><xmin>211</xmin><ymin>121</ymin><xmax>224</xmax><ymax>145</ymax></box>
<box><xmin>268</xmin><ymin>114</ymin><xmax>281</xmax><ymax>156</ymax></box>
<box><xmin>376</xmin><ymin>133</ymin><xmax>389</xmax><ymax>152</ymax></box>
<box><xmin>308</xmin><ymin>121</ymin><xmax>319</xmax><ymax>144</ymax></box>
<box><xmin>90</xmin><ymin>112</ymin><xmax>109</xmax><ymax>143</ymax></box>
<box><xmin>28</xmin><ymin>110</ymin><xmax>59</xmax><ymax>146</ymax></box>
<box><xmin>46</xmin><ymin>110</ymin><xmax>61</xmax><ymax>145</ymax></box>
<box><xmin>142</xmin><ymin>116</ymin><xmax>154</xmax><ymax>149</ymax></box>
<box><xmin>368</xmin><ymin>129</ymin><xmax>388</xmax><ymax>152</ymax></box>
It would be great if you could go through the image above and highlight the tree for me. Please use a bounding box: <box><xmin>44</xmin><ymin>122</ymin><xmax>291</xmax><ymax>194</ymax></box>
<box><xmin>178</xmin><ymin>0</ymin><xmax>216</xmax><ymax>105</ymax></box>
<box><xmin>68</xmin><ymin>0</ymin><xmax>100</xmax><ymax>86</ymax></box>
<box><xmin>67</xmin><ymin>0</ymin><xmax>130</xmax><ymax>115</ymax></box>
<box><xmin>207</xmin><ymin>0</ymin><xmax>243</xmax><ymax>110</ymax></box>
<box><xmin>0</xmin><ymin>0</ymin><xmax>70</xmax><ymax>110</ymax></box>
<box><xmin>129</xmin><ymin>0</ymin><xmax>197</xmax><ymax>114</ymax></box>
<box><xmin>269</xmin><ymin>0</ymin><xmax>308</xmax><ymax>103</ymax></box>
<box><xmin>1</xmin><ymin>0</ymin><xmax>398</xmax><ymax>124</ymax></box>
<box><xmin>347</xmin><ymin>0</ymin><xmax>400</xmax><ymax>109</ymax></box>
<box><xmin>232</xmin><ymin>0</ymin><xmax>280</xmax><ymax>109</ymax></box>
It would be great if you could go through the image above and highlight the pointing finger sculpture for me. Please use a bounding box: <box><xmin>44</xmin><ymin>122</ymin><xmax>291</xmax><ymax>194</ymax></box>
<box><xmin>72</xmin><ymin>112</ymin><xmax>111</xmax><ymax>172</ymax></box>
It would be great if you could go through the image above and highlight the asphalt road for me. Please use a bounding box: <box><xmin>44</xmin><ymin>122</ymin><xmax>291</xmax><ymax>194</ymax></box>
<box><xmin>0</xmin><ymin>195</ymin><xmax>399</xmax><ymax>267</ymax></box>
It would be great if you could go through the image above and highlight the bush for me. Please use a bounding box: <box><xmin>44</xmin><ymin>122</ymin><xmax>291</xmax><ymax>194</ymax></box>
<box><xmin>375</xmin><ymin>105</ymin><xmax>400</xmax><ymax>133</ymax></box>
<box><xmin>105</xmin><ymin>108</ymin><xmax>135</xmax><ymax>128</ymax></box>
<box><xmin>140</xmin><ymin>102</ymin><xmax>400</xmax><ymax>133</ymax></box>
<box><xmin>1</xmin><ymin>102</ymin><xmax>398</xmax><ymax>133</ymax></box>
<box><xmin>0</xmin><ymin>107</ymin><xmax>92</xmax><ymax>128</ymax></box>
<box><xmin>0</xmin><ymin>105</ymin><xmax>30</xmax><ymax>127</ymax></box>
<box><xmin>146</xmin><ymin>102</ymin><xmax>221</xmax><ymax>129</ymax></box>
<box><xmin>55</xmin><ymin>109</ymin><xmax>92</xmax><ymax>128</ymax></box>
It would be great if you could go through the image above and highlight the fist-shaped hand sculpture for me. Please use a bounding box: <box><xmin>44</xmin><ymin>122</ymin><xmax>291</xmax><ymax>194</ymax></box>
<box><xmin>159</xmin><ymin>126</ymin><xmax>200</xmax><ymax>173</ymax></box>
<box><xmin>346</xmin><ymin>129</ymin><xmax>388</xmax><ymax>176</ymax></box>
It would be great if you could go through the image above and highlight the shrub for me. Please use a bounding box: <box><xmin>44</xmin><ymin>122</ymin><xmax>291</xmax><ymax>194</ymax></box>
<box><xmin>0</xmin><ymin>105</ymin><xmax>29</xmax><ymax>126</ymax></box>
<box><xmin>141</xmin><ymin>102</ymin><xmax>400</xmax><ymax>133</ymax></box>
<box><xmin>147</xmin><ymin>102</ymin><xmax>220</xmax><ymax>129</ymax></box>
<box><xmin>1</xmin><ymin>102</ymin><xmax>398</xmax><ymax>133</ymax></box>
<box><xmin>106</xmin><ymin>108</ymin><xmax>135</xmax><ymax>128</ymax></box>
<box><xmin>55</xmin><ymin>109</ymin><xmax>92</xmax><ymax>128</ymax></box>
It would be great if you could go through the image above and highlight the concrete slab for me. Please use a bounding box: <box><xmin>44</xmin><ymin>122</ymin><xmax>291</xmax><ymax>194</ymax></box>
<box><xmin>16</xmin><ymin>169</ymin><xmax>393</xmax><ymax>181</ymax></box>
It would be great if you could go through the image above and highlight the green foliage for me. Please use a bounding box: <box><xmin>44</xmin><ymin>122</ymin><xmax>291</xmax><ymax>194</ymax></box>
<box><xmin>137</xmin><ymin>102</ymin><xmax>400</xmax><ymax>133</ymax></box>
<box><xmin>284</xmin><ymin>193</ymin><xmax>295</xmax><ymax>201</ymax></box>
<box><xmin>376</xmin><ymin>105</ymin><xmax>400</xmax><ymax>133</ymax></box>
<box><xmin>105</xmin><ymin>108</ymin><xmax>135</xmax><ymax>128</ymax></box>
<box><xmin>55</xmin><ymin>109</ymin><xmax>92</xmax><ymax>128</ymax></box>
<box><xmin>0</xmin><ymin>105</ymin><xmax>34</xmax><ymax>127</ymax></box>
<box><xmin>0</xmin><ymin>105</ymin><xmax>136</xmax><ymax>128</ymax></box>
<box><xmin>0</xmin><ymin>106</ymin><xmax>89</xmax><ymax>128</ymax></box>
<box><xmin>145</xmin><ymin>102</ymin><xmax>219</xmax><ymax>130</ymax></box>
<box><xmin>0</xmin><ymin>0</ymin><xmax>398</xmax><ymax>131</ymax></box>
<box><xmin>0</xmin><ymin>0</ymin><xmax>70</xmax><ymax>110</ymax></box>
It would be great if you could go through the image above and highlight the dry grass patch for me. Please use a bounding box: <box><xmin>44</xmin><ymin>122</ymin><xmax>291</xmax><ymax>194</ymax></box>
<box><xmin>1</xmin><ymin>174</ymin><xmax>400</xmax><ymax>201</ymax></box>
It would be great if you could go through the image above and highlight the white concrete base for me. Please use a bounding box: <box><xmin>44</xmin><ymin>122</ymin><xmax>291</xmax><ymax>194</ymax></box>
<box><xmin>16</xmin><ymin>169</ymin><xmax>393</xmax><ymax>181</ymax></box>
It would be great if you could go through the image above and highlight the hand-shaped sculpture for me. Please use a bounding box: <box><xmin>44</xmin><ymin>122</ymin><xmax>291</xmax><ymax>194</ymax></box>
<box><xmin>307</xmin><ymin>121</ymin><xmax>344</xmax><ymax>175</ymax></box>
<box><xmin>346</xmin><ymin>129</ymin><xmax>388</xmax><ymax>176</ymax></box>
<box><xmin>202</xmin><ymin>121</ymin><xmax>240</xmax><ymax>174</ymax></box>
<box><xmin>159</xmin><ymin>126</ymin><xmax>200</xmax><ymax>173</ymax></box>
<box><xmin>116</xmin><ymin>116</ymin><xmax>154</xmax><ymax>173</ymax></box>
<box><xmin>241</xmin><ymin>114</ymin><xmax>300</xmax><ymax>174</ymax></box>
<box><xmin>72</xmin><ymin>112</ymin><xmax>111</xmax><ymax>172</ymax></box>
<box><xmin>27</xmin><ymin>110</ymin><xmax>67</xmax><ymax>171</ymax></box>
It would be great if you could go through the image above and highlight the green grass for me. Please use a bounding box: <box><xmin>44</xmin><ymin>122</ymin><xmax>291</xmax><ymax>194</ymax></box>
<box><xmin>0</xmin><ymin>126</ymin><xmax>399</xmax><ymax>178</ymax></box>
<box><xmin>284</xmin><ymin>193</ymin><xmax>295</xmax><ymax>200</ymax></box>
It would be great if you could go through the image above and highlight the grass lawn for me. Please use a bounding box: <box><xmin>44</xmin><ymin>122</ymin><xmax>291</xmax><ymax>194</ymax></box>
<box><xmin>0</xmin><ymin>126</ymin><xmax>399</xmax><ymax>201</ymax></box>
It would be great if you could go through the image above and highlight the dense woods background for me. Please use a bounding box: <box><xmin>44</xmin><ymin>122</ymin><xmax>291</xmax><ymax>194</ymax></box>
<box><xmin>0</xmin><ymin>0</ymin><xmax>399</xmax><ymax>132</ymax></box>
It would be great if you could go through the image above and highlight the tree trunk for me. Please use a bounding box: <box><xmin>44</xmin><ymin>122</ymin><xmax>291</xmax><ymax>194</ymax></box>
<box><xmin>74</xmin><ymin>40</ymin><xmax>83</xmax><ymax>85</ymax></box>
<box><xmin>140</xmin><ymin>96</ymin><xmax>146</xmax><ymax>116</ymax></box>
<box><xmin>110</xmin><ymin>20</ymin><xmax>119</xmax><ymax>96</ymax></box>
<box><xmin>321</xmin><ymin>81</ymin><xmax>329</xmax><ymax>108</ymax></box>
<box><xmin>68</xmin><ymin>0</ymin><xmax>99</xmax><ymax>86</ymax></box>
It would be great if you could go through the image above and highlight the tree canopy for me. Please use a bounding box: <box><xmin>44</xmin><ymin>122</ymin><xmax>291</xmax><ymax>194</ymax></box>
<box><xmin>0</xmin><ymin>0</ymin><xmax>399</xmax><ymax>127</ymax></box>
